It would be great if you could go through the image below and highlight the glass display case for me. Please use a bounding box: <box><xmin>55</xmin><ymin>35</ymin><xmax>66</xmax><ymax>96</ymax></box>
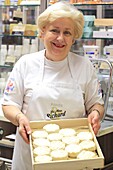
<box><xmin>0</xmin><ymin>1</ymin><xmax>43</xmax><ymax>100</ymax></box>
<box><xmin>71</xmin><ymin>3</ymin><xmax>113</xmax><ymax>121</ymax></box>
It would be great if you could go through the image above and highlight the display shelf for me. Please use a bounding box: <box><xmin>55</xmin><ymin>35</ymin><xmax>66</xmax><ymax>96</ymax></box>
<box><xmin>1</xmin><ymin>34</ymin><xmax>113</xmax><ymax>39</ymax></box>
<box><xmin>0</xmin><ymin>2</ymin><xmax>40</xmax><ymax>60</ymax></box>
<box><xmin>82</xmin><ymin>37</ymin><xmax>113</xmax><ymax>39</ymax></box>
<box><xmin>0</xmin><ymin>65</ymin><xmax>13</xmax><ymax>69</ymax></box>
<box><xmin>73</xmin><ymin>3</ymin><xmax>113</xmax><ymax>6</ymax></box>
<box><xmin>0</xmin><ymin>4</ymin><xmax>40</xmax><ymax>7</ymax></box>
<box><xmin>0</xmin><ymin>34</ymin><xmax>37</xmax><ymax>38</ymax></box>
<box><xmin>1</xmin><ymin>3</ymin><xmax>113</xmax><ymax>40</ymax></box>
<box><xmin>73</xmin><ymin>3</ymin><xmax>113</xmax><ymax>12</ymax></box>
<box><xmin>1</xmin><ymin>34</ymin><xmax>113</xmax><ymax>40</ymax></box>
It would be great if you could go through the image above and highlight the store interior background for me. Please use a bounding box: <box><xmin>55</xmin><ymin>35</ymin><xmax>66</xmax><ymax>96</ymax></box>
<box><xmin>1</xmin><ymin>0</ymin><xmax>113</xmax><ymax>169</ymax></box>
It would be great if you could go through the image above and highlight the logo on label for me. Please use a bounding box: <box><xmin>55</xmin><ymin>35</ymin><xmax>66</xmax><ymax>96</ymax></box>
<box><xmin>4</xmin><ymin>78</ymin><xmax>15</xmax><ymax>95</ymax></box>
<box><xmin>47</xmin><ymin>107</ymin><xmax>66</xmax><ymax>119</ymax></box>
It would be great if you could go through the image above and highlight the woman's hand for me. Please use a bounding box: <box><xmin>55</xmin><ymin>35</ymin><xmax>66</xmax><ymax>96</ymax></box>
<box><xmin>2</xmin><ymin>105</ymin><xmax>32</xmax><ymax>144</ymax></box>
<box><xmin>88</xmin><ymin>110</ymin><xmax>101</xmax><ymax>135</ymax></box>
<box><xmin>17</xmin><ymin>113</ymin><xmax>32</xmax><ymax>144</ymax></box>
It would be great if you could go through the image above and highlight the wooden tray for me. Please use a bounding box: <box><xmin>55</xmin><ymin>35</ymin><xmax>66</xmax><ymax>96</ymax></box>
<box><xmin>30</xmin><ymin>118</ymin><xmax>104</xmax><ymax>170</ymax></box>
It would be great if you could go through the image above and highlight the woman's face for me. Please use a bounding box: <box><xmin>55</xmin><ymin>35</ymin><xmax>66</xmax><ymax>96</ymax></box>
<box><xmin>42</xmin><ymin>18</ymin><xmax>75</xmax><ymax>61</ymax></box>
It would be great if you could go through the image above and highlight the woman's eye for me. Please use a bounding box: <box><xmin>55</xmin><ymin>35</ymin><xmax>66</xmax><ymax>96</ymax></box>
<box><xmin>50</xmin><ymin>29</ymin><xmax>59</xmax><ymax>34</ymax></box>
<box><xmin>64</xmin><ymin>31</ymin><xmax>72</xmax><ymax>36</ymax></box>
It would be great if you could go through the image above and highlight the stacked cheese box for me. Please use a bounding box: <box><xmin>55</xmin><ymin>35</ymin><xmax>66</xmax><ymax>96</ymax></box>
<box><xmin>30</xmin><ymin>118</ymin><xmax>104</xmax><ymax>170</ymax></box>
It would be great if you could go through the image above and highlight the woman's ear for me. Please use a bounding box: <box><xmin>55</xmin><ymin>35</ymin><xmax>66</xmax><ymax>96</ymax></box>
<box><xmin>40</xmin><ymin>27</ymin><xmax>45</xmax><ymax>39</ymax></box>
<box><xmin>72</xmin><ymin>38</ymin><xmax>75</xmax><ymax>44</ymax></box>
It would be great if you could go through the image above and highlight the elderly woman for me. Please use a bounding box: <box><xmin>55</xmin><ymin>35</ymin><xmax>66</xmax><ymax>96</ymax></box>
<box><xmin>2</xmin><ymin>2</ymin><xmax>104</xmax><ymax>170</ymax></box>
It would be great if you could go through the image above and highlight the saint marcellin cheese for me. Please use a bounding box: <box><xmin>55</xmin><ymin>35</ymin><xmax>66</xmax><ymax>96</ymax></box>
<box><xmin>31</xmin><ymin>123</ymin><xmax>98</xmax><ymax>163</ymax></box>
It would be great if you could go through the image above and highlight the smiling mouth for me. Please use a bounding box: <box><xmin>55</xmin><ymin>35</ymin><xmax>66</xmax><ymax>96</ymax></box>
<box><xmin>53</xmin><ymin>42</ymin><xmax>65</xmax><ymax>48</ymax></box>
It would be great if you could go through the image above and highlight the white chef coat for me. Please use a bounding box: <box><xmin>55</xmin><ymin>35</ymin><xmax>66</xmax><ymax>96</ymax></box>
<box><xmin>2</xmin><ymin>50</ymin><xmax>103</xmax><ymax>112</ymax></box>
<box><xmin>2</xmin><ymin>50</ymin><xmax>103</xmax><ymax>170</ymax></box>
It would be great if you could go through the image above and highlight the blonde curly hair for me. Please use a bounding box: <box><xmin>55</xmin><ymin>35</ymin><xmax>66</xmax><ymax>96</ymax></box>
<box><xmin>37</xmin><ymin>1</ymin><xmax>84</xmax><ymax>40</ymax></box>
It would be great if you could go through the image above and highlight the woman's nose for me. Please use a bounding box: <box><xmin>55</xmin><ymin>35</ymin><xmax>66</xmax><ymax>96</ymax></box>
<box><xmin>57</xmin><ymin>33</ymin><xmax>64</xmax><ymax>42</ymax></box>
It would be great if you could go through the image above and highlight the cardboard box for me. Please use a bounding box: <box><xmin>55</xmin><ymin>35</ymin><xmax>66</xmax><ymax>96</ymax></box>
<box><xmin>94</xmin><ymin>19</ymin><xmax>113</xmax><ymax>27</ymax></box>
<box><xmin>30</xmin><ymin>118</ymin><xmax>104</xmax><ymax>170</ymax></box>
<box><xmin>93</xmin><ymin>31</ymin><xmax>113</xmax><ymax>38</ymax></box>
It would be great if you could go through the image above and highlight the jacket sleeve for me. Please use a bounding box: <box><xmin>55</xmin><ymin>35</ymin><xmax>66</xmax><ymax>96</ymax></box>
<box><xmin>2</xmin><ymin>59</ymin><xmax>24</xmax><ymax>110</ymax></box>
